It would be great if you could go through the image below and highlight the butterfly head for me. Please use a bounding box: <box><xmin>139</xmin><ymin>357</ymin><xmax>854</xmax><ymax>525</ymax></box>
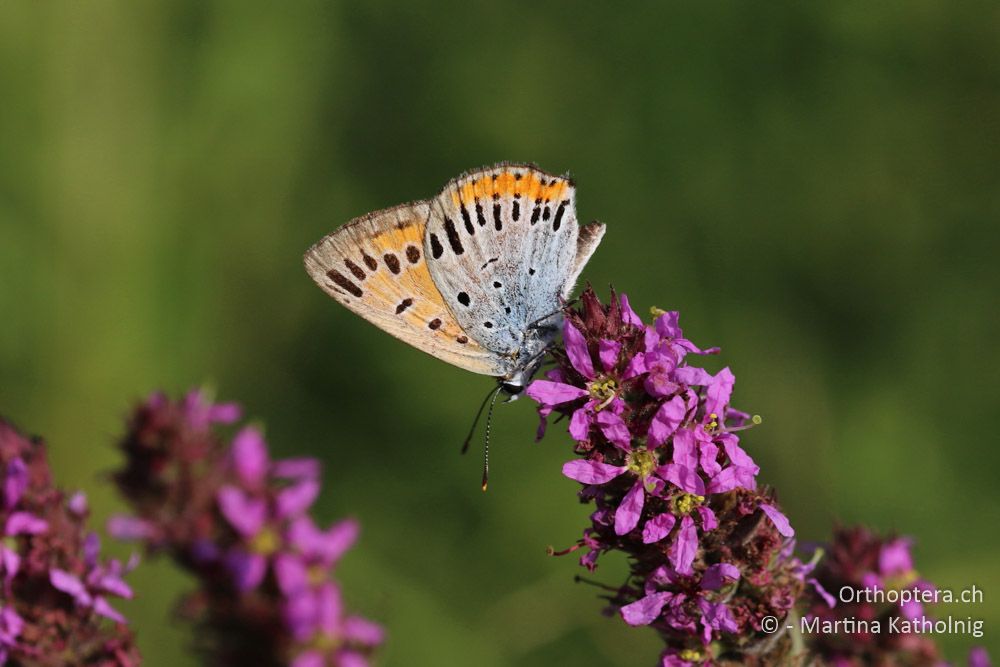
<box><xmin>499</xmin><ymin>315</ymin><xmax>562</xmax><ymax>396</ymax></box>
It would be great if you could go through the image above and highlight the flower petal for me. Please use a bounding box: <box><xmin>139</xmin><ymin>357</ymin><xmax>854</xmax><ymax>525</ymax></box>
<box><xmin>275</xmin><ymin>553</ymin><xmax>309</xmax><ymax>595</ymax></box>
<box><xmin>225</xmin><ymin>550</ymin><xmax>268</xmax><ymax>592</ymax></box>
<box><xmin>525</xmin><ymin>380</ymin><xmax>588</xmax><ymax>406</ymax></box>
<box><xmin>343</xmin><ymin>616</ymin><xmax>385</xmax><ymax>645</ymax></box>
<box><xmin>808</xmin><ymin>577</ymin><xmax>836</xmax><ymax>608</ymax></box>
<box><xmin>291</xmin><ymin>651</ymin><xmax>325</xmax><ymax>667</ymax></box>
<box><xmin>317</xmin><ymin>582</ymin><xmax>344</xmax><ymax>635</ymax></box>
<box><xmin>621</xmin><ymin>591</ymin><xmax>672</xmax><ymax>626</ymax></box>
<box><xmin>272</xmin><ymin>457</ymin><xmax>321</xmax><ymax>481</ymax></box>
<box><xmin>93</xmin><ymin>596</ymin><xmax>127</xmax><ymax>623</ymax></box>
<box><xmin>337</xmin><ymin>651</ymin><xmax>370</xmax><ymax>667</ymax></box>
<box><xmin>619</xmin><ymin>294</ymin><xmax>644</xmax><ymax>327</ymax></box>
<box><xmin>705</xmin><ymin>367</ymin><xmax>736</xmax><ymax>417</ymax></box>
<box><xmin>672</xmin><ymin>366</ymin><xmax>712</xmax><ymax>387</ymax></box>
<box><xmin>5</xmin><ymin>511</ymin><xmax>48</xmax><ymax>536</ymax></box>
<box><xmin>623</xmin><ymin>353</ymin><xmax>648</xmax><ymax>380</ymax></box>
<box><xmin>596</xmin><ymin>410</ymin><xmax>631</xmax><ymax>450</ymax></box>
<box><xmin>701</xmin><ymin>563</ymin><xmax>740</xmax><ymax>590</ymax></box>
<box><xmin>563</xmin><ymin>321</ymin><xmax>595</xmax><ymax>379</ymax></box>
<box><xmin>231</xmin><ymin>426</ymin><xmax>269</xmax><ymax>486</ymax></box>
<box><xmin>50</xmin><ymin>569</ymin><xmax>92</xmax><ymax>605</ymax></box>
<box><xmin>216</xmin><ymin>486</ymin><xmax>267</xmax><ymax>537</ymax></box>
<box><xmin>598</xmin><ymin>339</ymin><xmax>622</xmax><ymax>373</ymax></box>
<box><xmin>671</xmin><ymin>429</ymin><xmax>698</xmax><ymax>469</ymax></box>
<box><xmin>614</xmin><ymin>481</ymin><xmax>645</xmax><ymax>535</ymax></box>
<box><xmin>106</xmin><ymin>515</ymin><xmax>154</xmax><ymax>541</ymax></box>
<box><xmin>878</xmin><ymin>538</ymin><xmax>914</xmax><ymax>576</ymax></box>
<box><xmin>277</xmin><ymin>479</ymin><xmax>320</xmax><ymax>519</ymax></box>
<box><xmin>668</xmin><ymin>515</ymin><xmax>698</xmax><ymax>575</ymax></box>
<box><xmin>968</xmin><ymin>647</ymin><xmax>991</xmax><ymax>667</ymax></box>
<box><xmin>696</xmin><ymin>506</ymin><xmax>717</xmax><ymax>531</ymax></box>
<box><xmin>760</xmin><ymin>503</ymin><xmax>795</xmax><ymax>537</ymax></box>
<box><xmin>658</xmin><ymin>463</ymin><xmax>705</xmax><ymax>496</ymax></box>
<box><xmin>642</xmin><ymin>512</ymin><xmax>677</xmax><ymax>544</ymax></box>
<box><xmin>647</xmin><ymin>395</ymin><xmax>689</xmax><ymax>447</ymax></box>
<box><xmin>68</xmin><ymin>491</ymin><xmax>88</xmax><ymax>516</ymax></box>
<box><xmin>562</xmin><ymin>460</ymin><xmax>625</xmax><ymax>485</ymax></box>
<box><xmin>568</xmin><ymin>408</ymin><xmax>593</xmax><ymax>442</ymax></box>
<box><xmin>698</xmin><ymin>441</ymin><xmax>721</xmax><ymax>477</ymax></box>
<box><xmin>654</xmin><ymin>311</ymin><xmax>683</xmax><ymax>339</ymax></box>
<box><xmin>3</xmin><ymin>458</ymin><xmax>28</xmax><ymax>510</ymax></box>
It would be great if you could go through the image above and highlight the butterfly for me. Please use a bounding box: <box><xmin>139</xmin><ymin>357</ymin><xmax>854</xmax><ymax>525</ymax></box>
<box><xmin>304</xmin><ymin>163</ymin><xmax>605</xmax><ymax>396</ymax></box>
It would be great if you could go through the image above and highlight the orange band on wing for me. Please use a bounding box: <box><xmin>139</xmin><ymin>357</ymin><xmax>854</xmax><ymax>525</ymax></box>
<box><xmin>451</xmin><ymin>169</ymin><xmax>569</xmax><ymax>207</ymax></box>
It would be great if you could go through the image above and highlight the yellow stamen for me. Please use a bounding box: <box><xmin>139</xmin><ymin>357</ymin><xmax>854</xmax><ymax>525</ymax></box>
<box><xmin>675</xmin><ymin>493</ymin><xmax>705</xmax><ymax>515</ymax></box>
<box><xmin>679</xmin><ymin>648</ymin><xmax>703</xmax><ymax>661</ymax></box>
<box><xmin>587</xmin><ymin>378</ymin><xmax>618</xmax><ymax>411</ymax></box>
<box><xmin>308</xmin><ymin>631</ymin><xmax>339</xmax><ymax>653</ymax></box>
<box><xmin>751</xmin><ymin>414</ymin><xmax>763</xmax><ymax>425</ymax></box>
<box><xmin>649</xmin><ymin>306</ymin><xmax>666</xmax><ymax>317</ymax></box>
<box><xmin>706</xmin><ymin>412</ymin><xmax>719</xmax><ymax>431</ymax></box>
<box><xmin>308</xmin><ymin>565</ymin><xmax>328</xmax><ymax>587</ymax></box>
<box><xmin>250</xmin><ymin>527</ymin><xmax>280</xmax><ymax>556</ymax></box>
<box><xmin>626</xmin><ymin>450</ymin><xmax>658</xmax><ymax>479</ymax></box>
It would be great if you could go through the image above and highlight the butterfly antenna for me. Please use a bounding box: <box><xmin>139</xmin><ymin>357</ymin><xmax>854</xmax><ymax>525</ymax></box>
<box><xmin>481</xmin><ymin>385</ymin><xmax>502</xmax><ymax>492</ymax></box>
<box><xmin>461</xmin><ymin>384</ymin><xmax>502</xmax><ymax>455</ymax></box>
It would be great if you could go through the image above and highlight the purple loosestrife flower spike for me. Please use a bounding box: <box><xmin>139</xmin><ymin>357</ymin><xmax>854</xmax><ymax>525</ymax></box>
<box><xmin>529</xmin><ymin>288</ymin><xmax>810</xmax><ymax>664</ymax></box>
<box><xmin>0</xmin><ymin>419</ymin><xmax>140</xmax><ymax>665</ymax></box>
<box><xmin>110</xmin><ymin>388</ymin><xmax>382</xmax><ymax>667</ymax></box>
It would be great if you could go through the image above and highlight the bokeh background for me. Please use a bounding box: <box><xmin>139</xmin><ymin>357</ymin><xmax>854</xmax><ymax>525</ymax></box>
<box><xmin>1</xmin><ymin>2</ymin><xmax>998</xmax><ymax>664</ymax></box>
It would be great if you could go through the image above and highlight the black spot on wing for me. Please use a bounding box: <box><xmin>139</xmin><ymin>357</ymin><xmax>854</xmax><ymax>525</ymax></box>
<box><xmin>395</xmin><ymin>298</ymin><xmax>413</xmax><ymax>314</ymax></box>
<box><xmin>475</xmin><ymin>202</ymin><xmax>486</xmax><ymax>226</ymax></box>
<box><xmin>512</xmin><ymin>199</ymin><xmax>520</xmax><ymax>221</ymax></box>
<box><xmin>327</xmin><ymin>269</ymin><xmax>363</xmax><ymax>298</ymax></box>
<box><xmin>428</xmin><ymin>318</ymin><xmax>442</xmax><ymax>330</ymax></box>
<box><xmin>344</xmin><ymin>259</ymin><xmax>366</xmax><ymax>281</ymax></box>
<box><xmin>443</xmin><ymin>217</ymin><xmax>464</xmax><ymax>255</ymax></box>
<box><xmin>460</xmin><ymin>205</ymin><xmax>474</xmax><ymax>235</ymax></box>
<box><xmin>384</xmin><ymin>253</ymin><xmax>401</xmax><ymax>274</ymax></box>
<box><xmin>457</xmin><ymin>291</ymin><xmax>470</xmax><ymax>307</ymax></box>
<box><xmin>553</xmin><ymin>200</ymin><xmax>568</xmax><ymax>231</ymax></box>
<box><xmin>430</xmin><ymin>233</ymin><xmax>444</xmax><ymax>259</ymax></box>
<box><xmin>405</xmin><ymin>245</ymin><xmax>421</xmax><ymax>264</ymax></box>
<box><xmin>362</xmin><ymin>253</ymin><xmax>378</xmax><ymax>271</ymax></box>
<box><xmin>493</xmin><ymin>202</ymin><xmax>502</xmax><ymax>230</ymax></box>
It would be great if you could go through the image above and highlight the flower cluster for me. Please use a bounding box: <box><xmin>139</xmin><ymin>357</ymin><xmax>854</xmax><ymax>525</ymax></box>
<box><xmin>529</xmin><ymin>289</ymin><xmax>809</xmax><ymax>664</ymax></box>
<box><xmin>802</xmin><ymin>525</ymin><xmax>991</xmax><ymax>666</ymax></box>
<box><xmin>109</xmin><ymin>389</ymin><xmax>382</xmax><ymax>667</ymax></box>
<box><xmin>0</xmin><ymin>418</ymin><xmax>140</xmax><ymax>666</ymax></box>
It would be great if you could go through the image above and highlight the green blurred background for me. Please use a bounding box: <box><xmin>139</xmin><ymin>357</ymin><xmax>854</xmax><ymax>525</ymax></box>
<box><xmin>1</xmin><ymin>2</ymin><xmax>997</xmax><ymax>664</ymax></box>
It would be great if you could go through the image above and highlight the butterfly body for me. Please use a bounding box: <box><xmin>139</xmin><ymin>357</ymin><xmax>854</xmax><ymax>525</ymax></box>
<box><xmin>304</xmin><ymin>163</ymin><xmax>604</xmax><ymax>391</ymax></box>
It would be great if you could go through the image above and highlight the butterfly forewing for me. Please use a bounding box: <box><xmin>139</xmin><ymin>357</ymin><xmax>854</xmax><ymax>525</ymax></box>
<box><xmin>304</xmin><ymin>201</ymin><xmax>505</xmax><ymax>376</ymax></box>
<box><xmin>424</xmin><ymin>164</ymin><xmax>582</xmax><ymax>357</ymax></box>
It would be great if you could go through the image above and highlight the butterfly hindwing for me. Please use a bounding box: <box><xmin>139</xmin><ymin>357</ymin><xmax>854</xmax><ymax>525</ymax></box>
<box><xmin>424</xmin><ymin>164</ymin><xmax>586</xmax><ymax>357</ymax></box>
<box><xmin>303</xmin><ymin>201</ymin><xmax>506</xmax><ymax>376</ymax></box>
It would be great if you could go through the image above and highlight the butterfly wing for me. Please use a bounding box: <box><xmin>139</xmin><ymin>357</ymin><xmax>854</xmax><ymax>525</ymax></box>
<box><xmin>424</xmin><ymin>163</ymin><xmax>603</xmax><ymax>357</ymax></box>
<box><xmin>304</xmin><ymin>201</ymin><xmax>506</xmax><ymax>376</ymax></box>
<box><xmin>567</xmin><ymin>220</ymin><xmax>607</xmax><ymax>298</ymax></box>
